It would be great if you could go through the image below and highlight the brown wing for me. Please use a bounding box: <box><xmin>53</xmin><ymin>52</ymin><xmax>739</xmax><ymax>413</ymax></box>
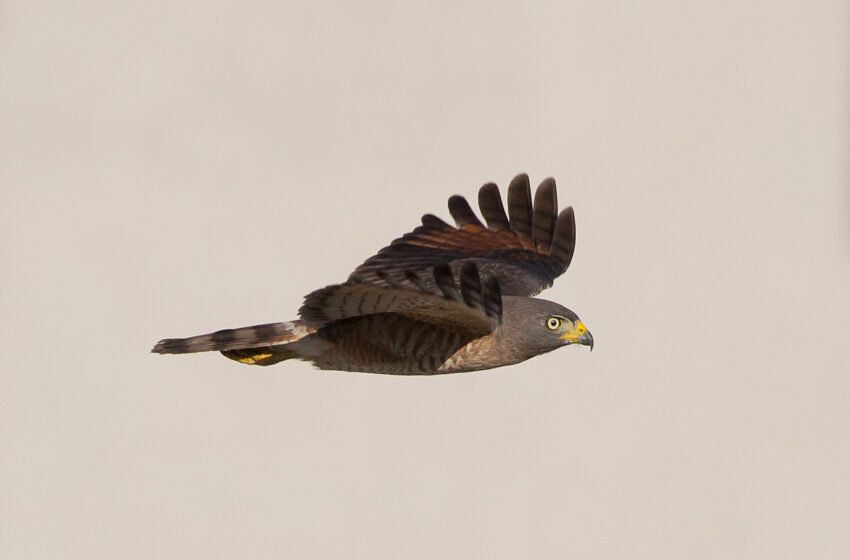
<box><xmin>347</xmin><ymin>174</ymin><xmax>576</xmax><ymax>297</ymax></box>
<box><xmin>299</xmin><ymin>263</ymin><xmax>501</xmax><ymax>338</ymax></box>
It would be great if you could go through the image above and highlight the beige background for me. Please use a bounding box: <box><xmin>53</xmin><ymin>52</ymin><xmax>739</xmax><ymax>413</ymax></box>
<box><xmin>1</xmin><ymin>1</ymin><xmax>848</xmax><ymax>558</ymax></box>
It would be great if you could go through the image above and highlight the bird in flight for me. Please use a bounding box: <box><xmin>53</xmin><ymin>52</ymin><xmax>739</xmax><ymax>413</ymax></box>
<box><xmin>152</xmin><ymin>174</ymin><xmax>593</xmax><ymax>374</ymax></box>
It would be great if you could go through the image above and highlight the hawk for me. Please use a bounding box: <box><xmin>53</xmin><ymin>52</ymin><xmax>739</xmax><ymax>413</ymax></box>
<box><xmin>152</xmin><ymin>174</ymin><xmax>593</xmax><ymax>374</ymax></box>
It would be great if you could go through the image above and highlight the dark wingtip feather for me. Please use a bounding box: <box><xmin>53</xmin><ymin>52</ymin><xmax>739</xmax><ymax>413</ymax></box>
<box><xmin>404</xmin><ymin>269</ymin><xmax>430</xmax><ymax>293</ymax></box>
<box><xmin>532</xmin><ymin>178</ymin><xmax>558</xmax><ymax>251</ymax></box>
<box><xmin>458</xmin><ymin>262</ymin><xmax>482</xmax><ymax>310</ymax></box>
<box><xmin>507</xmin><ymin>174</ymin><xmax>533</xmax><ymax>239</ymax></box>
<box><xmin>433</xmin><ymin>263</ymin><xmax>462</xmax><ymax>302</ymax></box>
<box><xmin>421</xmin><ymin>214</ymin><xmax>450</xmax><ymax>228</ymax></box>
<box><xmin>478</xmin><ymin>183</ymin><xmax>510</xmax><ymax>231</ymax></box>
<box><xmin>482</xmin><ymin>276</ymin><xmax>502</xmax><ymax>321</ymax></box>
<box><xmin>549</xmin><ymin>206</ymin><xmax>576</xmax><ymax>272</ymax></box>
<box><xmin>448</xmin><ymin>195</ymin><xmax>484</xmax><ymax>229</ymax></box>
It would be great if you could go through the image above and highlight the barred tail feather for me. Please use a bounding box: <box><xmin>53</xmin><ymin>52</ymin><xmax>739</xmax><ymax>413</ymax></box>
<box><xmin>151</xmin><ymin>320</ymin><xmax>314</xmax><ymax>354</ymax></box>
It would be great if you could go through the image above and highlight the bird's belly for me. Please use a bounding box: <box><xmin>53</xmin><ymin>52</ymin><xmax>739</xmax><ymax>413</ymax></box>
<box><xmin>308</xmin><ymin>314</ymin><xmax>475</xmax><ymax>375</ymax></box>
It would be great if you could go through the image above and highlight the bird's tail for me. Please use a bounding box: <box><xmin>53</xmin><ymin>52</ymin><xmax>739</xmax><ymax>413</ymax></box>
<box><xmin>151</xmin><ymin>320</ymin><xmax>316</xmax><ymax>366</ymax></box>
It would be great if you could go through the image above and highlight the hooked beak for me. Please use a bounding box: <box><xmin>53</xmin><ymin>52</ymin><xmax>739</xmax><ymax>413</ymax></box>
<box><xmin>558</xmin><ymin>321</ymin><xmax>594</xmax><ymax>351</ymax></box>
<box><xmin>578</xmin><ymin>329</ymin><xmax>594</xmax><ymax>351</ymax></box>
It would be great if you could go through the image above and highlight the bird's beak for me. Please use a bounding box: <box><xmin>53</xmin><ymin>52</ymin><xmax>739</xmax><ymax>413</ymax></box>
<box><xmin>558</xmin><ymin>321</ymin><xmax>593</xmax><ymax>351</ymax></box>
<box><xmin>578</xmin><ymin>329</ymin><xmax>594</xmax><ymax>351</ymax></box>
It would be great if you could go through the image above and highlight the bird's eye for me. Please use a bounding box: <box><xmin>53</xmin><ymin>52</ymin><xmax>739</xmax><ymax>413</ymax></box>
<box><xmin>546</xmin><ymin>317</ymin><xmax>563</xmax><ymax>330</ymax></box>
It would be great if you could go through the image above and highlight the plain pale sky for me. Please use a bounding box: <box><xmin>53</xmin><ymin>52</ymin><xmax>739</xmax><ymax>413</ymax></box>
<box><xmin>1</xmin><ymin>1</ymin><xmax>848</xmax><ymax>558</ymax></box>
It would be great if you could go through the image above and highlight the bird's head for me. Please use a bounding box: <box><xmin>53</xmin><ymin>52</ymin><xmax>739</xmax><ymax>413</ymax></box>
<box><xmin>501</xmin><ymin>296</ymin><xmax>593</xmax><ymax>357</ymax></box>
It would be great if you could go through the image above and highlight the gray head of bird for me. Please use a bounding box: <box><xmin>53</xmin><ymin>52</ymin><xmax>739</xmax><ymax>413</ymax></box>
<box><xmin>499</xmin><ymin>296</ymin><xmax>593</xmax><ymax>359</ymax></box>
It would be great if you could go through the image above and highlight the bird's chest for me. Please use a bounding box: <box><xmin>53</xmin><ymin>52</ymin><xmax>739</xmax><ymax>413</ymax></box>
<box><xmin>436</xmin><ymin>335</ymin><xmax>516</xmax><ymax>373</ymax></box>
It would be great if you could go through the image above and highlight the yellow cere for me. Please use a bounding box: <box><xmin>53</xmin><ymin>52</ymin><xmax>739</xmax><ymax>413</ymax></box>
<box><xmin>558</xmin><ymin>321</ymin><xmax>586</xmax><ymax>341</ymax></box>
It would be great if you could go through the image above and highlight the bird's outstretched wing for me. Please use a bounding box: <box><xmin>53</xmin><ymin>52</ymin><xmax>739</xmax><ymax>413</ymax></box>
<box><xmin>347</xmin><ymin>174</ymin><xmax>575</xmax><ymax>297</ymax></box>
<box><xmin>301</xmin><ymin>262</ymin><xmax>501</xmax><ymax>338</ymax></box>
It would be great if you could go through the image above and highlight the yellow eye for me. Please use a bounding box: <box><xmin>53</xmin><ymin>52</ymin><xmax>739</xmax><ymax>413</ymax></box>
<box><xmin>546</xmin><ymin>317</ymin><xmax>563</xmax><ymax>330</ymax></box>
